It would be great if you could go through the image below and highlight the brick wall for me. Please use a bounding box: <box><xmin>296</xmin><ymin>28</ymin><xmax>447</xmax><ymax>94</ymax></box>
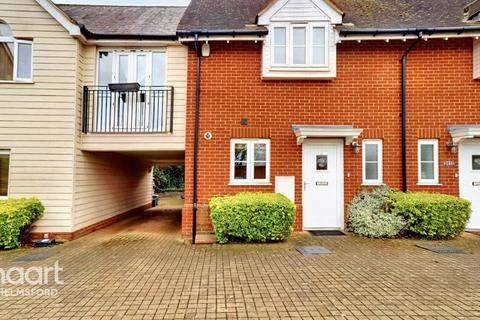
<box><xmin>182</xmin><ymin>38</ymin><xmax>480</xmax><ymax>238</ymax></box>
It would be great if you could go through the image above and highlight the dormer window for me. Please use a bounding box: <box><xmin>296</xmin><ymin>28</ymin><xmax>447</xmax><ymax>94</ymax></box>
<box><xmin>257</xmin><ymin>0</ymin><xmax>343</xmax><ymax>79</ymax></box>
<box><xmin>271</xmin><ymin>23</ymin><xmax>328</xmax><ymax>67</ymax></box>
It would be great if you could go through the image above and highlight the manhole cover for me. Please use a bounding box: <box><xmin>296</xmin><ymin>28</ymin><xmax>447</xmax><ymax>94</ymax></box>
<box><xmin>296</xmin><ymin>246</ymin><xmax>331</xmax><ymax>255</ymax></box>
<box><xmin>416</xmin><ymin>244</ymin><xmax>467</xmax><ymax>254</ymax></box>
<box><xmin>15</xmin><ymin>252</ymin><xmax>54</xmax><ymax>262</ymax></box>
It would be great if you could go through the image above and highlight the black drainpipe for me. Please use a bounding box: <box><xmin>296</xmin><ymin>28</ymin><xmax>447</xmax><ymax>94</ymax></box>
<box><xmin>192</xmin><ymin>34</ymin><xmax>202</xmax><ymax>244</ymax></box>
<box><xmin>401</xmin><ymin>32</ymin><xmax>423</xmax><ymax>192</ymax></box>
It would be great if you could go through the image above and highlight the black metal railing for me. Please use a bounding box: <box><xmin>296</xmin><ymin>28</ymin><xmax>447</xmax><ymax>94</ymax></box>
<box><xmin>82</xmin><ymin>85</ymin><xmax>174</xmax><ymax>133</ymax></box>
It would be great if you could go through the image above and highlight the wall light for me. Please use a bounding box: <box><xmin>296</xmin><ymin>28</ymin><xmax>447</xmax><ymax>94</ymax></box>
<box><xmin>202</xmin><ymin>42</ymin><xmax>210</xmax><ymax>57</ymax></box>
<box><xmin>351</xmin><ymin>140</ymin><xmax>361</xmax><ymax>154</ymax></box>
<box><xmin>447</xmin><ymin>141</ymin><xmax>458</xmax><ymax>154</ymax></box>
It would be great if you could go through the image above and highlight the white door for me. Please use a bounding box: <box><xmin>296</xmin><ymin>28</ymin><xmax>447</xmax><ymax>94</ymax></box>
<box><xmin>302</xmin><ymin>139</ymin><xmax>344</xmax><ymax>230</ymax></box>
<box><xmin>459</xmin><ymin>139</ymin><xmax>480</xmax><ymax>230</ymax></box>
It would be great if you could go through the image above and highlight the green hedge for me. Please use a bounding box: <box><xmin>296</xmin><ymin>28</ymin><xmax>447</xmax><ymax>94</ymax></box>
<box><xmin>0</xmin><ymin>198</ymin><xmax>44</xmax><ymax>249</ymax></box>
<box><xmin>389</xmin><ymin>192</ymin><xmax>471</xmax><ymax>239</ymax></box>
<box><xmin>210</xmin><ymin>192</ymin><xmax>295</xmax><ymax>244</ymax></box>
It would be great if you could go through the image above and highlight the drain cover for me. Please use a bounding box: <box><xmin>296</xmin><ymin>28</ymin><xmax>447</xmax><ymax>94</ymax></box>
<box><xmin>15</xmin><ymin>252</ymin><xmax>54</xmax><ymax>262</ymax></box>
<box><xmin>296</xmin><ymin>246</ymin><xmax>331</xmax><ymax>255</ymax></box>
<box><xmin>416</xmin><ymin>244</ymin><xmax>467</xmax><ymax>254</ymax></box>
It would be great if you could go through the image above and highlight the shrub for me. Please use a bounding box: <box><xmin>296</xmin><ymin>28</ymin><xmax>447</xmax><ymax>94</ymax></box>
<box><xmin>389</xmin><ymin>192</ymin><xmax>471</xmax><ymax>239</ymax></box>
<box><xmin>210</xmin><ymin>192</ymin><xmax>295</xmax><ymax>244</ymax></box>
<box><xmin>348</xmin><ymin>186</ymin><xmax>406</xmax><ymax>238</ymax></box>
<box><xmin>0</xmin><ymin>198</ymin><xmax>44</xmax><ymax>249</ymax></box>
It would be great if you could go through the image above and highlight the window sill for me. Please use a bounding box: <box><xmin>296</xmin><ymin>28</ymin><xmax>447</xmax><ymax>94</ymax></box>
<box><xmin>0</xmin><ymin>80</ymin><xmax>34</xmax><ymax>84</ymax></box>
<box><xmin>228</xmin><ymin>182</ymin><xmax>272</xmax><ymax>186</ymax></box>
<box><xmin>269</xmin><ymin>66</ymin><xmax>330</xmax><ymax>72</ymax></box>
<box><xmin>416</xmin><ymin>182</ymin><xmax>443</xmax><ymax>186</ymax></box>
<box><xmin>361</xmin><ymin>182</ymin><xmax>385</xmax><ymax>186</ymax></box>
<box><xmin>0</xmin><ymin>196</ymin><xmax>8</xmax><ymax>200</ymax></box>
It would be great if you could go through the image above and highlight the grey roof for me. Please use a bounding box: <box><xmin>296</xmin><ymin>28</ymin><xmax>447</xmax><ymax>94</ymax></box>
<box><xmin>178</xmin><ymin>0</ymin><xmax>480</xmax><ymax>35</ymax></box>
<box><xmin>58</xmin><ymin>5</ymin><xmax>186</xmax><ymax>38</ymax></box>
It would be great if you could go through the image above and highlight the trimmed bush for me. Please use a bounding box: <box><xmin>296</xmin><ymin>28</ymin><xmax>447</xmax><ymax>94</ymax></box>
<box><xmin>210</xmin><ymin>192</ymin><xmax>295</xmax><ymax>244</ymax></box>
<box><xmin>389</xmin><ymin>192</ymin><xmax>471</xmax><ymax>239</ymax></box>
<box><xmin>0</xmin><ymin>198</ymin><xmax>44</xmax><ymax>249</ymax></box>
<box><xmin>347</xmin><ymin>186</ymin><xmax>406</xmax><ymax>238</ymax></box>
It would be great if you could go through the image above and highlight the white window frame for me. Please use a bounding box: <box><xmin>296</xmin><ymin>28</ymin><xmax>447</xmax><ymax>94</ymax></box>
<box><xmin>418</xmin><ymin>139</ymin><xmax>439</xmax><ymax>185</ymax></box>
<box><xmin>230</xmin><ymin>139</ymin><xmax>271</xmax><ymax>185</ymax></box>
<box><xmin>96</xmin><ymin>49</ymin><xmax>167</xmax><ymax>86</ymax></box>
<box><xmin>0</xmin><ymin>36</ymin><xmax>33</xmax><ymax>83</ymax></box>
<box><xmin>0</xmin><ymin>150</ymin><xmax>10</xmax><ymax>200</ymax></box>
<box><xmin>362</xmin><ymin>139</ymin><xmax>383</xmax><ymax>185</ymax></box>
<box><xmin>270</xmin><ymin>22</ymin><xmax>329</xmax><ymax>68</ymax></box>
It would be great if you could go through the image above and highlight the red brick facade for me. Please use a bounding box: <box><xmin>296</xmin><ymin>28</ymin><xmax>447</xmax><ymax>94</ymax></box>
<box><xmin>182</xmin><ymin>38</ymin><xmax>480</xmax><ymax>239</ymax></box>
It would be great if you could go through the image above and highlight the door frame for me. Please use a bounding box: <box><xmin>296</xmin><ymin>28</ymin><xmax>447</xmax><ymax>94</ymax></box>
<box><xmin>459</xmin><ymin>138</ymin><xmax>480</xmax><ymax>230</ymax></box>
<box><xmin>302</xmin><ymin>138</ymin><xmax>344</xmax><ymax>230</ymax></box>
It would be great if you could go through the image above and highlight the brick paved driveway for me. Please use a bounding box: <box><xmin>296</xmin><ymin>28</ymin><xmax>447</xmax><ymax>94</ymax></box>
<box><xmin>0</xmin><ymin>207</ymin><xmax>479</xmax><ymax>320</ymax></box>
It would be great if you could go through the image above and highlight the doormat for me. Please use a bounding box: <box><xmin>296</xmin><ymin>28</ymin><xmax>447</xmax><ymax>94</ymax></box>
<box><xmin>296</xmin><ymin>246</ymin><xmax>332</xmax><ymax>255</ymax></box>
<box><xmin>15</xmin><ymin>252</ymin><xmax>55</xmax><ymax>262</ymax></box>
<box><xmin>309</xmin><ymin>230</ymin><xmax>346</xmax><ymax>236</ymax></box>
<box><xmin>416</xmin><ymin>244</ymin><xmax>468</xmax><ymax>254</ymax></box>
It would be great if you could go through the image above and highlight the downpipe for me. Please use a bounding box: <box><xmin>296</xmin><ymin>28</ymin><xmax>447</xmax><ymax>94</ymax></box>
<box><xmin>401</xmin><ymin>32</ymin><xmax>423</xmax><ymax>192</ymax></box>
<box><xmin>192</xmin><ymin>34</ymin><xmax>202</xmax><ymax>244</ymax></box>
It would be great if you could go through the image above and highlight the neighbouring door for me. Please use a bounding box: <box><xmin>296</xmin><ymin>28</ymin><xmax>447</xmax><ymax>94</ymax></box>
<box><xmin>459</xmin><ymin>139</ymin><xmax>480</xmax><ymax>230</ymax></box>
<box><xmin>302</xmin><ymin>139</ymin><xmax>344</xmax><ymax>230</ymax></box>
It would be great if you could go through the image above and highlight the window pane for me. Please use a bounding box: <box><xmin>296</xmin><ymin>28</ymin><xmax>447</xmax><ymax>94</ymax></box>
<box><xmin>312</xmin><ymin>27</ymin><xmax>325</xmax><ymax>46</ymax></box>
<box><xmin>0</xmin><ymin>153</ymin><xmax>9</xmax><ymax>197</ymax></box>
<box><xmin>152</xmin><ymin>52</ymin><xmax>166</xmax><ymax>86</ymax></box>
<box><xmin>293</xmin><ymin>27</ymin><xmax>306</xmax><ymax>46</ymax></box>
<box><xmin>293</xmin><ymin>47</ymin><xmax>306</xmax><ymax>64</ymax></box>
<box><xmin>365</xmin><ymin>144</ymin><xmax>378</xmax><ymax>162</ymax></box>
<box><xmin>118</xmin><ymin>55</ymin><xmax>129</xmax><ymax>83</ymax></box>
<box><xmin>274</xmin><ymin>47</ymin><xmax>286</xmax><ymax>64</ymax></box>
<box><xmin>365</xmin><ymin>163</ymin><xmax>379</xmax><ymax>180</ymax></box>
<box><xmin>254</xmin><ymin>162</ymin><xmax>266</xmax><ymax>179</ymax></box>
<box><xmin>421</xmin><ymin>163</ymin><xmax>435</xmax><ymax>180</ymax></box>
<box><xmin>254</xmin><ymin>144</ymin><xmax>266</xmax><ymax>161</ymax></box>
<box><xmin>292</xmin><ymin>27</ymin><xmax>306</xmax><ymax>64</ymax></box>
<box><xmin>136</xmin><ymin>55</ymin><xmax>146</xmax><ymax>86</ymax></box>
<box><xmin>312</xmin><ymin>46</ymin><xmax>325</xmax><ymax>65</ymax></box>
<box><xmin>234</xmin><ymin>162</ymin><xmax>247</xmax><ymax>180</ymax></box>
<box><xmin>17</xmin><ymin>42</ymin><xmax>32</xmax><ymax>79</ymax></box>
<box><xmin>0</xmin><ymin>21</ymin><xmax>12</xmax><ymax>37</ymax></box>
<box><xmin>316</xmin><ymin>155</ymin><xmax>328</xmax><ymax>170</ymax></box>
<box><xmin>0</xmin><ymin>42</ymin><xmax>14</xmax><ymax>80</ymax></box>
<box><xmin>234</xmin><ymin>144</ymin><xmax>247</xmax><ymax>161</ymax></box>
<box><xmin>98</xmin><ymin>52</ymin><xmax>113</xmax><ymax>86</ymax></box>
<box><xmin>473</xmin><ymin>155</ymin><xmax>480</xmax><ymax>170</ymax></box>
<box><xmin>421</xmin><ymin>144</ymin><xmax>434</xmax><ymax>161</ymax></box>
<box><xmin>274</xmin><ymin>27</ymin><xmax>286</xmax><ymax>46</ymax></box>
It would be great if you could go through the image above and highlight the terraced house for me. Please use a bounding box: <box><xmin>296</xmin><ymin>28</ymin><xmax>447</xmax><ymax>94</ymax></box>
<box><xmin>2</xmin><ymin>0</ymin><xmax>480</xmax><ymax>243</ymax></box>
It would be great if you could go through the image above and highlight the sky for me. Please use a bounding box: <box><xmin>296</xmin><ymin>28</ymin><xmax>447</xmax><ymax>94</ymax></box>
<box><xmin>52</xmin><ymin>0</ymin><xmax>190</xmax><ymax>6</ymax></box>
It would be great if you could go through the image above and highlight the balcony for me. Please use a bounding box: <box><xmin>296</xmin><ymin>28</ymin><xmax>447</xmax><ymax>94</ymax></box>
<box><xmin>82</xmin><ymin>85</ymin><xmax>174</xmax><ymax>134</ymax></box>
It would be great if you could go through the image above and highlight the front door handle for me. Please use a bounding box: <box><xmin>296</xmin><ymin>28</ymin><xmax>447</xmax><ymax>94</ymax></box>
<box><xmin>473</xmin><ymin>182</ymin><xmax>480</xmax><ymax>186</ymax></box>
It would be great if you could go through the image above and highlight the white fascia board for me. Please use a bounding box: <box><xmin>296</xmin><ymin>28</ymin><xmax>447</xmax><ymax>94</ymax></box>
<box><xmin>35</xmin><ymin>0</ymin><xmax>83</xmax><ymax>37</ymax></box>
<box><xmin>340</xmin><ymin>32</ymin><xmax>480</xmax><ymax>42</ymax></box>
<box><xmin>179</xmin><ymin>35</ymin><xmax>266</xmax><ymax>42</ymax></box>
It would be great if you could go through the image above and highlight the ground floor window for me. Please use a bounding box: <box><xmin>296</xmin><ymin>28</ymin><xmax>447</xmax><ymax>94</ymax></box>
<box><xmin>418</xmin><ymin>139</ymin><xmax>439</xmax><ymax>184</ymax></box>
<box><xmin>362</xmin><ymin>139</ymin><xmax>383</xmax><ymax>185</ymax></box>
<box><xmin>0</xmin><ymin>150</ymin><xmax>10</xmax><ymax>198</ymax></box>
<box><xmin>230</xmin><ymin>139</ymin><xmax>270</xmax><ymax>184</ymax></box>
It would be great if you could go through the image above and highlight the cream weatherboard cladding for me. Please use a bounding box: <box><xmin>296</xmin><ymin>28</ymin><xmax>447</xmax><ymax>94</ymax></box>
<box><xmin>0</xmin><ymin>0</ymin><xmax>187</xmax><ymax>234</ymax></box>
<box><xmin>0</xmin><ymin>0</ymin><xmax>77</xmax><ymax>233</ymax></box>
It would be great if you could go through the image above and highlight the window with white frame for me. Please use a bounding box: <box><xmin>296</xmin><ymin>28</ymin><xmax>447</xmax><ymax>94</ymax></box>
<box><xmin>230</xmin><ymin>139</ymin><xmax>270</xmax><ymax>184</ymax></box>
<box><xmin>418</xmin><ymin>139</ymin><xmax>439</xmax><ymax>184</ymax></box>
<box><xmin>271</xmin><ymin>23</ymin><xmax>328</xmax><ymax>67</ymax></box>
<box><xmin>0</xmin><ymin>20</ymin><xmax>33</xmax><ymax>82</ymax></box>
<box><xmin>362</xmin><ymin>140</ymin><xmax>383</xmax><ymax>185</ymax></box>
<box><xmin>0</xmin><ymin>150</ymin><xmax>10</xmax><ymax>198</ymax></box>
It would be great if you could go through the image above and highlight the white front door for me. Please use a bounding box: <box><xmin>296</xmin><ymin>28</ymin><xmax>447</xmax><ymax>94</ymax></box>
<box><xmin>459</xmin><ymin>139</ymin><xmax>480</xmax><ymax>230</ymax></box>
<box><xmin>302</xmin><ymin>139</ymin><xmax>344</xmax><ymax>230</ymax></box>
